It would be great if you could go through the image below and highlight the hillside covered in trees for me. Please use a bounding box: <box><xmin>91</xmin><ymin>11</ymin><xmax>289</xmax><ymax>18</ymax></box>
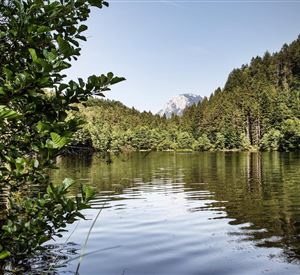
<box><xmin>182</xmin><ymin>34</ymin><xmax>300</xmax><ymax>151</ymax></box>
<box><xmin>72</xmin><ymin>98</ymin><xmax>194</xmax><ymax>152</ymax></box>
<box><xmin>73</xmin><ymin>35</ymin><xmax>300</xmax><ymax>152</ymax></box>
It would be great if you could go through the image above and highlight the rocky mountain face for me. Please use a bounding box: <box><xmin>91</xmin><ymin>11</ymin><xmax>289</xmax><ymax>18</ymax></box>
<box><xmin>157</xmin><ymin>93</ymin><xmax>203</xmax><ymax>118</ymax></box>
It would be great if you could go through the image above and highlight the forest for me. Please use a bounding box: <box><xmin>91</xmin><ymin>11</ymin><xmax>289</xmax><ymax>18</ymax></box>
<box><xmin>72</xmin><ymin>35</ymin><xmax>300</xmax><ymax>152</ymax></box>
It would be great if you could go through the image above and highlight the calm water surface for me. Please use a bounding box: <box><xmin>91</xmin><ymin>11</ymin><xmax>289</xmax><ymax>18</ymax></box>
<box><xmin>49</xmin><ymin>152</ymin><xmax>300</xmax><ymax>274</ymax></box>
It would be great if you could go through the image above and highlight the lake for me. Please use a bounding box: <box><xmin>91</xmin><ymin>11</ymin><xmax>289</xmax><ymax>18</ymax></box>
<box><xmin>47</xmin><ymin>151</ymin><xmax>300</xmax><ymax>274</ymax></box>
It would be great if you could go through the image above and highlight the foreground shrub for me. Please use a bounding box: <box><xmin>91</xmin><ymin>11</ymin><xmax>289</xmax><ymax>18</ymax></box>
<box><xmin>0</xmin><ymin>0</ymin><xmax>124</xmax><ymax>259</ymax></box>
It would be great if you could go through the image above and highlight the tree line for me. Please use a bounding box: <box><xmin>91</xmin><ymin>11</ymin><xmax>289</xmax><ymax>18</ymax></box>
<box><xmin>182</xmin><ymin>35</ymin><xmax>300</xmax><ymax>151</ymax></box>
<box><xmin>72</xmin><ymin>35</ymin><xmax>300</xmax><ymax>152</ymax></box>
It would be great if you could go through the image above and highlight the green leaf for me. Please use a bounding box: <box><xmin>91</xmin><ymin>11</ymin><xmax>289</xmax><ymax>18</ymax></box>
<box><xmin>110</xmin><ymin>76</ymin><xmax>126</xmax><ymax>85</ymax></box>
<box><xmin>0</xmin><ymin>250</ymin><xmax>10</xmax><ymax>260</ymax></box>
<box><xmin>82</xmin><ymin>185</ymin><xmax>95</xmax><ymax>201</ymax></box>
<box><xmin>36</xmin><ymin>121</ymin><xmax>51</xmax><ymax>133</ymax></box>
<box><xmin>43</xmin><ymin>50</ymin><xmax>57</xmax><ymax>62</ymax></box>
<box><xmin>3</xmin><ymin>67</ymin><xmax>13</xmax><ymax>79</ymax></box>
<box><xmin>75</xmin><ymin>34</ymin><xmax>87</xmax><ymax>41</ymax></box>
<box><xmin>57</xmin><ymin>36</ymin><xmax>72</xmax><ymax>56</ymax></box>
<box><xmin>37</xmin><ymin>26</ymin><xmax>51</xmax><ymax>33</ymax></box>
<box><xmin>107</xmin><ymin>72</ymin><xmax>114</xmax><ymax>79</ymax></box>
<box><xmin>59</xmin><ymin>83</ymin><xmax>69</xmax><ymax>92</ymax></box>
<box><xmin>62</xmin><ymin>178</ymin><xmax>75</xmax><ymax>190</ymax></box>
<box><xmin>0</xmin><ymin>106</ymin><xmax>20</xmax><ymax>120</ymax></box>
<box><xmin>78</xmin><ymin>24</ymin><xmax>88</xmax><ymax>33</ymax></box>
<box><xmin>78</xmin><ymin>78</ymin><xmax>85</xmax><ymax>88</ymax></box>
<box><xmin>100</xmin><ymin>74</ymin><xmax>107</xmax><ymax>84</ymax></box>
<box><xmin>29</xmin><ymin>48</ymin><xmax>38</xmax><ymax>62</ymax></box>
<box><xmin>47</xmin><ymin>184</ymin><xmax>53</xmax><ymax>195</ymax></box>
<box><xmin>50</xmin><ymin>132</ymin><xmax>69</xmax><ymax>149</ymax></box>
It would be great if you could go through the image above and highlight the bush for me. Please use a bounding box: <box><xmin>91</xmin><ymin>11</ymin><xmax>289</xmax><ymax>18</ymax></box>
<box><xmin>0</xmin><ymin>0</ymin><xmax>124</xmax><ymax>259</ymax></box>
<box><xmin>224</xmin><ymin>131</ymin><xmax>241</xmax><ymax>149</ymax></box>
<box><xmin>193</xmin><ymin>134</ymin><xmax>212</xmax><ymax>151</ymax></box>
<box><xmin>239</xmin><ymin>133</ymin><xmax>251</xmax><ymax>150</ymax></box>
<box><xmin>260</xmin><ymin>129</ymin><xmax>283</xmax><ymax>151</ymax></box>
<box><xmin>131</xmin><ymin>127</ymin><xmax>152</xmax><ymax>150</ymax></box>
<box><xmin>214</xmin><ymin>132</ymin><xmax>226</xmax><ymax>150</ymax></box>
<box><xmin>176</xmin><ymin>132</ymin><xmax>195</xmax><ymax>150</ymax></box>
<box><xmin>279</xmin><ymin>118</ymin><xmax>300</xmax><ymax>151</ymax></box>
<box><xmin>157</xmin><ymin>139</ymin><xmax>177</xmax><ymax>151</ymax></box>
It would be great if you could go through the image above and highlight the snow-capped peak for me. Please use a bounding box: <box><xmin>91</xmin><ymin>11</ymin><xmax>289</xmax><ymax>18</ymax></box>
<box><xmin>158</xmin><ymin>93</ymin><xmax>203</xmax><ymax>118</ymax></box>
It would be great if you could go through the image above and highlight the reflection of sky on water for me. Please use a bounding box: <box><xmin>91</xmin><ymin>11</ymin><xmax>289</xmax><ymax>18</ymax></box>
<box><xmin>47</xmin><ymin>152</ymin><xmax>300</xmax><ymax>274</ymax></box>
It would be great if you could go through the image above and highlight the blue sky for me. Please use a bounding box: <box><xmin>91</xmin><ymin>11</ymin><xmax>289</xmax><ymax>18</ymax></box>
<box><xmin>66</xmin><ymin>0</ymin><xmax>300</xmax><ymax>113</ymax></box>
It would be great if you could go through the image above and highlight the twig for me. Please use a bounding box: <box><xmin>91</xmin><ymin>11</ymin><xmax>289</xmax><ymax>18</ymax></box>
<box><xmin>46</xmin><ymin>220</ymin><xmax>81</xmax><ymax>273</ymax></box>
<box><xmin>75</xmin><ymin>200</ymin><xmax>106</xmax><ymax>275</ymax></box>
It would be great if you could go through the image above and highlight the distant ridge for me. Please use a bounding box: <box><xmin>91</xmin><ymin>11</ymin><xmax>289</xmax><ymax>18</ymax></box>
<box><xmin>158</xmin><ymin>93</ymin><xmax>203</xmax><ymax>118</ymax></box>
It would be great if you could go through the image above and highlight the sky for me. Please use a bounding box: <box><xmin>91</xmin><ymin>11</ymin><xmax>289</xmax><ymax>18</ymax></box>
<box><xmin>66</xmin><ymin>0</ymin><xmax>300</xmax><ymax>113</ymax></box>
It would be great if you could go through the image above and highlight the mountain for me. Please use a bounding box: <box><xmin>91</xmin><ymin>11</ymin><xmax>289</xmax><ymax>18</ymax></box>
<box><xmin>158</xmin><ymin>93</ymin><xmax>203</xmax><ymax>118</ymax></box>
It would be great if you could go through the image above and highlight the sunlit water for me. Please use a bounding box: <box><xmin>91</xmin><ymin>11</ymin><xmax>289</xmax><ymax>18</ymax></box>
<box><xmin>45</xmin><ymin>152</ymin><xmax>300</xmax><ymax>274</ymax></box>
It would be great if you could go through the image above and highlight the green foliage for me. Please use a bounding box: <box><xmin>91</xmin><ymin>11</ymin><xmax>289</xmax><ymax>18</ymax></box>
<box><xmin>214</xmin><ymin>133</ymin><xmax>226</xmax><ymax>150</ymax></box>
<box><xmin>131</xmin><ymin>127</ymin><xmax>153</xmax><ymax>150</ymax></box>
<box><xmin>223</xmin><ymin>130</ymin><xmax>239</xmax><ymax>149</ymax></box>
<box><xmin>180</xmin><ymin>35</ymin><xmax>300</xmax><ymax>151</ymax></box>
<box><xmin>176</xmin><ymin>132</ymin><xmax>194</xmax><ymax>150</ymax></box>
<box><xmin>67</xmin><ymin>35</ymin><xmax>300</xmax><ymax>154</ymax></box>
<box><xmin>157</xmin><ymin>139</ymin><xmax>177</xmax><ymax>151</ymax></box>
<box><xmin>0</xmin><ymin>0</ymin><xmax>124</xmax><ymax>259</ymax></box>
<box><xmin>260</xmin><ymin>119</ymin><xmax>300</xmax><ymax>151</ymax></box>
<box><xmin>193</xmin><ymin>134</ymin><xmax>212</xmax><ymax>151</ymax></box>
<box><xmin>1</xmin><ymin>180</ymin><xmax>95</xmax><ymax>257</ymax></box>
<box><xmin>70</xmin><ymin>99</ymin><xmax>182</xmax><ymax>151</ymax></box>
<box><xmin>260</xmin><ymin>129</ymin><xmax>283</xmax><ymax>151</ymax></box>
<box><xmin>279</xmin><ymin>118</ymin><xmax>300</xmax><ymax>151</ymax></box>
<box><xmin>239</xmin><ymin>133</ymin><xmax>251</xmax><ymax>150</ymax></box>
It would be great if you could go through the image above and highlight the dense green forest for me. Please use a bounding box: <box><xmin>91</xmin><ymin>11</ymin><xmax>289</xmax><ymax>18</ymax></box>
<box><xmin>71</xmin><ymin>99</ymin><xmax>187</xmax><ymax>151</ymax></box>
<box><xmin>73</xmin><ymin>35</ymin><xmax>300</xmax><ymax>152</ymax></box>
